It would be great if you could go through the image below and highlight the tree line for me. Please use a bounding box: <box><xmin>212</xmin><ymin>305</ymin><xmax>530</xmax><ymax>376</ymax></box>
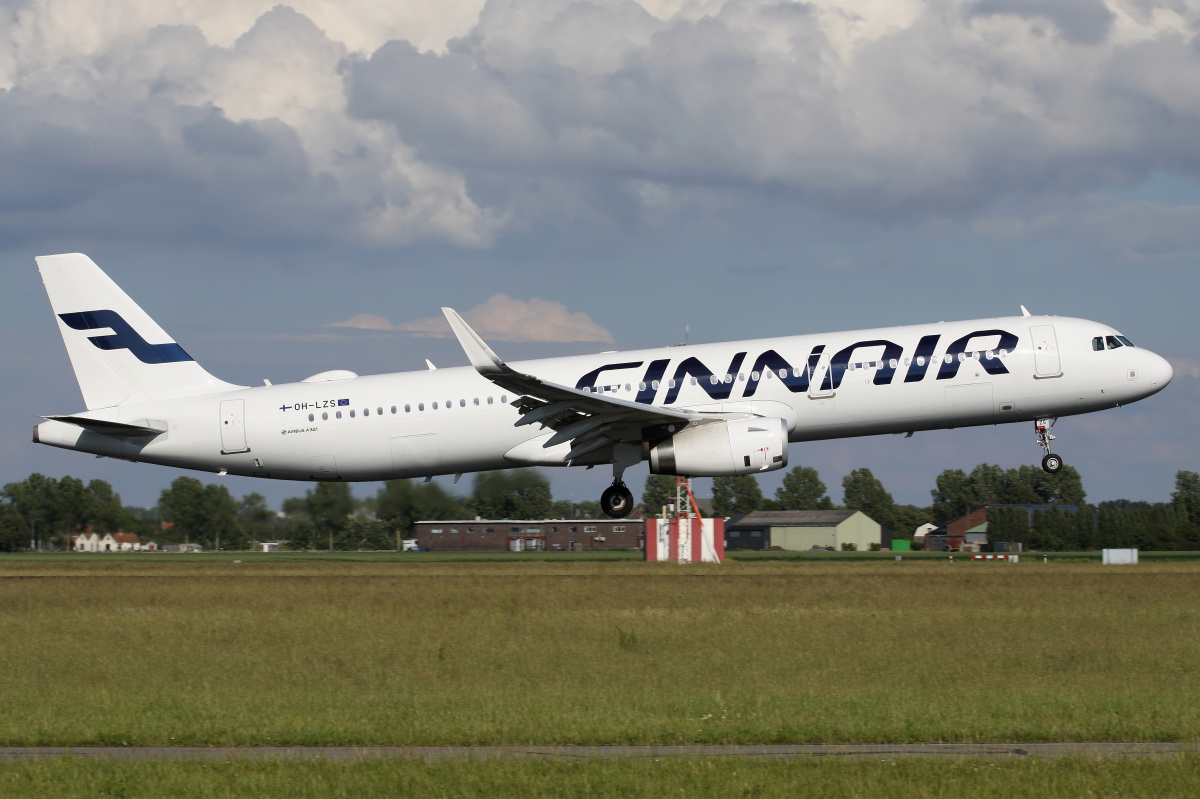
<box><xmin>642</xmin><ymin>464</ymin><xmax>1200</xmax><ymax>551</ymax></box>
<box><xmin>3</xmin><ymin>464</ymin><xmax>1200</xmax><ymax>552</ymax></box>
<box><xmin>1</xmin><ymin>469</ymin><xmax>592</xmax><ymax>552</ymax></box>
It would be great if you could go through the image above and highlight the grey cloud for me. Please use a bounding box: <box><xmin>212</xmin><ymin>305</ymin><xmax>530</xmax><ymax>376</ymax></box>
<box><xmin>342</xmin><ymin>0</ymin><xmax>1200</xmax><ymax>231</ymax></box>
<box><xmin>972</xmin><ymin>194</ymin><xmax>1200</xmax><ymax>262</ymax></box>
<box><xmin>5</xmin><ymin>1</ymin><xmax>1200</xmax><ymax>250</ymax></box>
<box><xmin>182</xmin><ymin>110</ymin><xmax>272</xmax><ymax>158</ymax></box>
<box><xmin>0</xmin><ymin>5</ymin><xmax>494</xmax><ymax>250</ymax></box>
<box><xmin>969</xmin><ymin>0</ymin><xmax>1115</xmax><ymax>44</ymax></box>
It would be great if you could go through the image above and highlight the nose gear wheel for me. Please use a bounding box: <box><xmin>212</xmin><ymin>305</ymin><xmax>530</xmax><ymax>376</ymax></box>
<box><xmin>1036</xmin><ymin>418</ymin><xmax>1063</xmax><ymax>473</ymax></box>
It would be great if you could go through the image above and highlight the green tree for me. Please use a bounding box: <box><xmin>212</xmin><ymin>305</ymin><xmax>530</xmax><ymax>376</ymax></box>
<box><xmin>306</xmin><ymin>482</ymin><xmax>356</xmax><ymax>550</ymax></box>
<box><xmin>338</xmin><ymin>518</ymin><xmax>394</xmax><ymax>551</ymax></box>
<box><xmin>467</xmin><ymin>470</ymin><xmax>553</xmax><ymax>520</ymax></box>
<box><xmin>930</xmin><ymin>468</ymin><xmax>974</xmax><ymax>520</ymax></box>
<box><xmin>1172</xmin><ymin>470</ymin><xmax>1200</xmax><ymax>525</ymax></box>
<box><xmin>711</xmin><ymin>475</ymin><xmax>763</xmax><ymax>517</ymax></box>
<box><xmin>0</xmin><ymin>506</ymin><xmax>30</xmax><ymax>552</ymax></box>
<box><xmin>376</xmin><ymin>479</ymin><xmax>464</xmax><ymax>545</ymax></box>
<box><xmin>889</xmin><ymin>504</ymin><xmax>932</xmax><ymax>539</ymax></box>
<box><xmin>576</xmin><ymin>500</ymin><xmax>603</xmax><ymax>519</ymax></box>
<box><xmin>774</xmin><ymin>466</ymin><xmax>833</xmax><ymax>510</ymax></box>
<box><xmin>987</xmin><ymin>505</ymin><xmax>1031</xmax><ymax>546</ymax></box>
<box><xmin>159</xmin><ymin>477</ymin><xmax>244</xmax><ymax>549</ymax></box>
<box><xmin>203</xmin><ymin>484</ymin><xmax>244</xmax><ymax>550</ymax></box>
<box><xmin>238</xmin><ymin>493</ymin><xmax>277</xmax><ymax>541</ymax></box>
<box><xmin>159</xmin><ymin>476</ymin><xmax>208</xmax><ymax>544</ymax></box>
<box><xmin>842</xmin><ymin>468</ymin><xmax>894</xmax><ymax>527</ymax></box>
<box><xmin>642</xmin><ymin>475</ymin><xmax>678</xmax><ymax>516</ymax></box>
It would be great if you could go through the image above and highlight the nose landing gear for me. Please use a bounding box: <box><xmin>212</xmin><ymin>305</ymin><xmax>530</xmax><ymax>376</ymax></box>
<box><xmin>1036</xmin><ymin>418</ymin><xmax>1063</xmax><ymax>473</ymax></box>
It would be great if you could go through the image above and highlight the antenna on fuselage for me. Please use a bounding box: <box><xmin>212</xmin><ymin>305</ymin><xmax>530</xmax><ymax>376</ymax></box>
<box><xmin>1020</xmin><ymin>305</ymin><xmax>1032</xmax><ymax>317</ymax></box>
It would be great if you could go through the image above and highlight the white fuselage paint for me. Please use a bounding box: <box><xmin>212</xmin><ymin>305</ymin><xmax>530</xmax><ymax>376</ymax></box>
<box><xmin>35</xmin><ymin>315</ymin><xmax>1172</xmax><ymax>482</ymax></box>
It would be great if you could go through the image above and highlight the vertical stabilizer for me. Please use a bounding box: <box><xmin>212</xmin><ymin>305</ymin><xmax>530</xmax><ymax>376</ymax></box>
<box><xmin>36</xmin><ymin>253</ymin><xmax>242</xmax><ymax>409</ymax></box>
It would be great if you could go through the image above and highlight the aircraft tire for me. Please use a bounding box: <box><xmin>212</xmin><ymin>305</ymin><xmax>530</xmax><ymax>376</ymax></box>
<box><xmin>1042</xmin><ymin>454</ymin><xmax>1063</xmax><ymax>474</ymax></box>
<box><xmin>601</xmin><ymin>484</ymin><xmax>634</xmax><ymax>518</ymax></box>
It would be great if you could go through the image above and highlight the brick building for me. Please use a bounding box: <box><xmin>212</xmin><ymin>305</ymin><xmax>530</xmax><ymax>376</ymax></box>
<box><xmin>413</xmin><ymin>519</ymin><xmax>644</xmax><ymax>552</ymax></box>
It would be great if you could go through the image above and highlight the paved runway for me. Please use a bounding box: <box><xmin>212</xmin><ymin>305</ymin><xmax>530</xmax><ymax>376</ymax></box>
<box><xmin>2</xmin><ymin>743</ymin><xmax>1197</xmax><ymax>761</ymax></box>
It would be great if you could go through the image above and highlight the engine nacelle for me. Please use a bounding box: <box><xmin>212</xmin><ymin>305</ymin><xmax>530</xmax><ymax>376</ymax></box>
<box><xmin>649</xmin><ymin>417</ymin><xmax>788</xmax><ymax>477</ymax></box>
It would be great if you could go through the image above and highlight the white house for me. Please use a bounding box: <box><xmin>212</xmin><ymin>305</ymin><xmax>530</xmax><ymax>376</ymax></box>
<box><xmin>73</xmin><ymin>531</ymin><xmax>100</xmax><ymax>552</ymax></box>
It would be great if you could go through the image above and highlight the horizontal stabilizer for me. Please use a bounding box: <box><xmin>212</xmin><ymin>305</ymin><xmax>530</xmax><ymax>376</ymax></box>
<box><xmin>41</xmin><ymin>416</ymin><xmax>167</xmax><ymax>437</ymax></box>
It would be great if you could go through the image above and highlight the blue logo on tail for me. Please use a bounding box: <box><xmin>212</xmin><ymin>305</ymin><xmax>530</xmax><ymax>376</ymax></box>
<box><xmin>58</xmin><ymin>310</ymin><xmax>193</xmax><ymax>364</ymax></box>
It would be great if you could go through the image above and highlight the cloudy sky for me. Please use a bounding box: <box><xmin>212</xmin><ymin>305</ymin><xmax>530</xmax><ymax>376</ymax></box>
<box><xmin>3</xmin><ymin>0</ymin><xmax>1200</xmax><ymax>512</ymax></box>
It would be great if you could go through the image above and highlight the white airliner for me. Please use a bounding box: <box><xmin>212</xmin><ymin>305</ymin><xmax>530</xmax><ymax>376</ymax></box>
<box><xmin>32</xmin><ymin>253</ymin><xmax>1173</xmax><ymax>517</ymax></box>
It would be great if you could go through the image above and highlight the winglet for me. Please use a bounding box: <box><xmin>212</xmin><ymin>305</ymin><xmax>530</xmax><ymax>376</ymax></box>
<box><xmin>442</xmin><ymin>308</ymin><xmax>506</xmax><ymax>377</ymax></box>
<box><xmin>1020</xmin><ymin>305</ymin><xmax>1032</xmax><ymax>317</ymax></box>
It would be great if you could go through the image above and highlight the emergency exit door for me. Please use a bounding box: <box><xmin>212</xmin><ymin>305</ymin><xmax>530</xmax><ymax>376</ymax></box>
<box><xmin>220</xmin><ymin>400</ymin><xmax>249</xmax><ymax>453</ymax></box>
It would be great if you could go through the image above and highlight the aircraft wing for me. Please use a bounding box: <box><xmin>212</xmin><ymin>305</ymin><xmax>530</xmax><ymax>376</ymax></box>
<box><xmin>442</xmin><ymin>308</ymin><xmax>695</xmax><ymax>462</ymax></box>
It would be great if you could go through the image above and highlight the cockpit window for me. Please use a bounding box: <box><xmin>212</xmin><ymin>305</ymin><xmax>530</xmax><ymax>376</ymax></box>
<box><xmin>1106</xmin><ymin>335</ymin><xmax>1123</xmax><ymax>350</ymax></box>
<box><xmin>1092</xmin><ymin>337</ymin><xmax>1104</xmax><ymax>352</ymax></box>
<box><xmin>1117</xmin><ymin>336</ymin><xmax>1135</xmax><ymax>347</ymax></box>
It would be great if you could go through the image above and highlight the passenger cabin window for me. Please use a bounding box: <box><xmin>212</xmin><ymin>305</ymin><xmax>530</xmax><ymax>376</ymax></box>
<box><xmin>391</xmin><ymin>406</ymin><xmax>397</xmax><ymax>414</ymax></box>
<box><xmin>1106</xmin><ymin>336</ymin><xmax>1123</xmax><ymax>350</ymax></box>
<box><xmin>349</xmin><ymin>410</ymin><xmax>355</xmax><ymax>418</ymax></box>
<box><xmin>1093</xmin><ymin>337</ymin><xmax>1105</xmax><ymax>351</ymax></box>
<box><xmin>322</xmin><ymin>412</ymin><xmax>328</xmax><ymax>420</ymax></box>
<box><xmin>404</xmin><ymin>405</ymin><xmax>410</xmax><ymax>413</ymax></box>
<box><xmin>308</xmin><ymin>413</ymin><xmax>314</xmax><ymax>422</ymax></box>
<box><xmin>336</xmin><ymin>410</ymin><xmax>343</xmax><ymax>419</ymax></box>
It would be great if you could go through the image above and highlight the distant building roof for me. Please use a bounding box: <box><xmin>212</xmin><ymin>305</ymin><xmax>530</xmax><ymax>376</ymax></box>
<box><xmin>727</xmin><ymin>510</ymin><xmax>864</xmax><ymax>528</ymax></box>
<box><xmin>414</xmin><ymin>519</ymin><xmax>641</xmax><ymax>525</ymax></box>
<box><xmin>112</xmin><ymin>533</ymin><xmax>139</xmax><ymax>544</ymax></box>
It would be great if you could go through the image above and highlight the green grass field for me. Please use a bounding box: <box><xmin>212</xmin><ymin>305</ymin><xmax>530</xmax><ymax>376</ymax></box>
<box><xmin>2</xmin><ymin>556</ymin><xmax>1199</xmax><ymax>747</ymax></box>
<box><xmin>2</xmin><ymin>756</ymin><xmax>1200</xmax><ymax>799</ymax></box>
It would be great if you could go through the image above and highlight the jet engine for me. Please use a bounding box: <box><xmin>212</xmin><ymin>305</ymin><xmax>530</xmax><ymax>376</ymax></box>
<box><xmin>649</xmin><ymin>417</ymin><xmax>788</xmax><ymax>477</ymax></box>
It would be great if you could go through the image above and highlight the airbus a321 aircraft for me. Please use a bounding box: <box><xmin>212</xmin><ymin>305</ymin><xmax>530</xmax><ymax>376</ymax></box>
<box><xmin>32</xmin><ymin>253</ymin><xmax>1173</xmax><ymax>518</ymax></box>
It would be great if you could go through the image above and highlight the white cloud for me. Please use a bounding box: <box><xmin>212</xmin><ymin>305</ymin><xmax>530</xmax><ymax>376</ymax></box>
<box><xmin>0</xmin><ymin>2</ymin><xmax>496</xmax><ymax>248</ymax></box>
<box><xmin>329</xmin><ymin>294</ymin><xmax>615</xmax><ymax>343</ymax></box>
<box><xmin>3</xmin><ymin>1</ymin><xmax>1200</xmax><ymax>248</ymax></box>
<box><xmin>1168</xmin><ymin>357</ymin><xmax>1200</xmax><ymax>378</ymax></box>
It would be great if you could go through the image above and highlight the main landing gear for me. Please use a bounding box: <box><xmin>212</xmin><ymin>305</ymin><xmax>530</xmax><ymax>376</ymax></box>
<box><xmin>599</xmin><ymin>443</ymin><xmax>639</xmax><ymax>518</ymax></box>
<box><xmin>601</xmin><ymin>481</ymin><xmax>634</xmax><ymax>518</ymax></box>
<box><xmin>1036</xmin><ymin>418</ymin><xmax>1063</xmax><ymax>474</ymax></box>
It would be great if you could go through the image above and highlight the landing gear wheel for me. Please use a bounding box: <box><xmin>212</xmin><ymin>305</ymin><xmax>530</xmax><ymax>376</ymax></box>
<box><xmin>1034</xmin><ymin>418</ymin><xmax>1062</xmax><ymax>474</ymax></box>
<box><xmin>600</xmin><ymin>483</ymin><xmax>634</xmax><ymax>518</ymax></box>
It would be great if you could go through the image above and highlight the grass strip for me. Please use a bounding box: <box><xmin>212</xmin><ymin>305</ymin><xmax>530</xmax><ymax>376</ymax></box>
<box><xmin>2</xmin><ymin>755</ymin><xmax>1199</xmax><ymax>798</ymax></box>
<box><xmin>2</xmin><ymin>560</ymin><xmax>1199</xmax><ymax>746</ymax></box>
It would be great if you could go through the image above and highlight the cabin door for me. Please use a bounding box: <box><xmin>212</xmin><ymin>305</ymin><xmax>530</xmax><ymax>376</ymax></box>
<box><xmin>1030</xmin><ymin>325</ymin><xmax>1062</xmax><ymax>377</ymax></box>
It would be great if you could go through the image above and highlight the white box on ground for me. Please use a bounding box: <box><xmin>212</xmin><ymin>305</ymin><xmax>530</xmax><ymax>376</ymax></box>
<box><xmin>1102</xmin><ymin>548</ymin><xmax>1138</xmax><ymax>565</ymax></box>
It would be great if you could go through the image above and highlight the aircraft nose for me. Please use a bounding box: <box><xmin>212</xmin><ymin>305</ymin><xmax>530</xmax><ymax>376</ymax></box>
<box><xmin>1148</xmin><ymin>351</ymin><xmax>1173</xmax><ymax>389</ymax></box>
